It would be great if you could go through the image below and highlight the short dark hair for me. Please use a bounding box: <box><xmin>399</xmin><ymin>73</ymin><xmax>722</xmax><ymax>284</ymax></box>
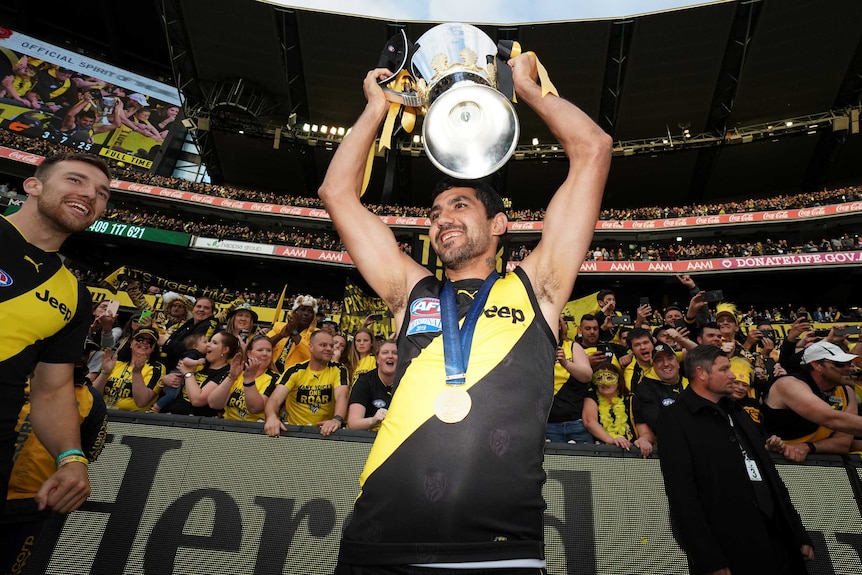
<box><xmin>579</xmin><ymin>313</ymin><xmax>599</xmax><ymax>325</ymax></box>
<box><xmin>627</xmin><ymin>327</ymin><xmax>653</xmax><ymax>348</ymax></box>
<box><xmin>597</xmin><ymin>289</ymin><xmax>615</xmax><ymax>301</ymax></box>
<box><xmin>683</xmin><ymin>344</ymin><xmax>724</xmax><ymax>380</ymax></box>
<box><xmin>431</xmin><ymin>177</ymin><xmax>505</xmax><ymax>219</ymax></box>
<box><xmin>34</xmin><ymin>152</ymin><xmax>111</xmax><ymax>183</ymax></box>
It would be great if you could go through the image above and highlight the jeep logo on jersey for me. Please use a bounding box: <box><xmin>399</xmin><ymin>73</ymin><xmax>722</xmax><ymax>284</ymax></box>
<box><xmin>483</xmin><ymin>305</ymin><xmax>526</xmax><ymax>324</ymax></box>
<box><xmin>407</xmin><ymin>297</ymin><xmax>442</xmax><ymax>335</ymax></box>
<box><xmin>35</xmin><ymin>288</ymin><xmax>74</xmax><ymax>321</ymax></box>
<box><xmin>0</xmin><ymin>269</ymin><xmax>11</xmax><ymax>287</ymax></box>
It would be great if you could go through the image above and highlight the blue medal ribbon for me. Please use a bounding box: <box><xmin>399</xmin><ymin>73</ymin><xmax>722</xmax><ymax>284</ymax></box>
<box><xmin>439</xmin><ymin>272</ymin><xmax>499</xmax><ymax>386</ymax></box>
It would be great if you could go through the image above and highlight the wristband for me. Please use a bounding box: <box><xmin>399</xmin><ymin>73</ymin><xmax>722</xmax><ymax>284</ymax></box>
<box><xmin>242</xmin><ymin>380</ymin><xmax>256</xmax><ymax>387</ymax></box>
<box><xmin>55</xmin><ymin>448</ymin><xmax>85</xmax><ymax>467</ymax></box>
<box><xmin>333</xmin><ymin>415</ymin><xmax>344</xmax><ymax>423</ymax></box>
<box><xmin>57</xmin><ymin>455</ymin><xmax>89</xmax><ymax>468</ymax></box>
<box><xmin>806</xmin><ymin>441</ymin><xmax>817</xmax><ymax>454</ymax></box>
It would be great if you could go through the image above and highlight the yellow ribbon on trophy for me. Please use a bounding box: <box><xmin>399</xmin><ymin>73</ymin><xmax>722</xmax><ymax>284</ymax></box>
<box><xmin>503</xmin><ymin>42</ymin><xmax>559</xmax><ymax>102</ymax></box>
<box><xmin>362</xmin><ymin>69</ymin><xmax>419</xmax><ymax>196</ymax></box>
<box><xmin>378</xmin><ymin>69</ymin><xmax>418</xmax><ymax>152</ymax></box>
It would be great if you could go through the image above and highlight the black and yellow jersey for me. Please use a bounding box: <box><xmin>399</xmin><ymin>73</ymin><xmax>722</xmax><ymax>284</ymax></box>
<box><xmin>222</xmin><ymin>369</ymin><xmax>279</xmax><ymax>422</ymax></box>
<box><xmin>276</xmin><ymin>360</ymin><xmax>348</xmax><ymax>426</ymax></box>
<box><xmin>339</xmin><ymin>267</ymin><xmax>555</xmax><ymax>565</ymax></box>
<box><xmin>0</xmin><ymin>216</ymin><xmax>92</xmax><ymax>390</ymax></box>
<box><xmin>9</xmin><ymin>383</ymin><xmax>107</xmax><ymax>500</ymax></box>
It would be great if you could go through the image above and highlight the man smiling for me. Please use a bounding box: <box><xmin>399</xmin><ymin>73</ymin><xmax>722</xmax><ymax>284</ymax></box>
<box><xmin>1</xmin><ymin>152</ymin><xmax>111</xmax><ymax>516</ymax></box>
<box><xmin>320</xmin><ymin>52</ymin><xmax>611</xmax><ymax>573</ymax></box>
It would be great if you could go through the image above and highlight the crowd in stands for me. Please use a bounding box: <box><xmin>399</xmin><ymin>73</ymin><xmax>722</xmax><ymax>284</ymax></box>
<box><xmin>67</xmin><ymin>266</ymin><xmax>342</xmax><ymax>315</ymax></box>
<box><xmin>95</xmin><ymin>200</ymin><xmax>862</xmax><ymax>263</ymax></box>
<box><xmin>67</xmin><ymin>272</ymin><xmax>862</xmax><ymax>459</ymax></box>
<box><xmin>507</xmin><ymin>232</ymin><xmax>862</xmax><ymax>263</ymax></box>
<box><xmin>3</xmin><ymin>128</ymin><xmax>862</xmax><ymax>223</ymax></box>
<box><xmin>98</xmin><ymin>205</ymin><xmax>414</xmax><ymax>255</ymax></box>
<box><xmin>548</xmin><ymin>278</ymin><xmax>862</xmax><ymax>468</ymax></box>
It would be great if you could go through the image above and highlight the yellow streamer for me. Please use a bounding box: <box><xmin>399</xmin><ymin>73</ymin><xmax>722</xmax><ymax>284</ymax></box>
<box><xmin>360</xmin><ymin>142</ymin><xmax>375</xmax><ymax>197</ymax></box>
<box><xmin>379</xmin><ymin>101</ymin><xmax>401</xmax><ymax>153</ymax></box>
<box><xmin>525</xmin><ymin>50</ymin><xmax>559</xmax><ymax>98</ymax></box>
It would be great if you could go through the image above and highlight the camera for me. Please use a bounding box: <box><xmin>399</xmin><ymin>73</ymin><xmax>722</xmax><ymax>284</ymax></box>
<box><xmin>833</xmin><ymin>326</ymin><xmax>861</xmax><ymax>337</ymax></box>
<box><xmin>702</xmin><ymin>290</ymin><xmax>724</xmax><ymax>303</ymax></box>
<box><xmin>596</xmin><ymin>343</ymin><xmax>614</xmax><ymax>360</ymax></box>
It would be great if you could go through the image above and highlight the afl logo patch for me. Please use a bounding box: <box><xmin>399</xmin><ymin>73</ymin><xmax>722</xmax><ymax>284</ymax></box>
<box><xmin>661</xmin><ymin>398</ymin><xmax>676</xmax><ymax>407</ymax></box>
<box><xmin>0</xmin><ymin>269</ymin><xmax>12</xmax><ymax>287</ymax></box>
<box><xmin>406</xmin><ymin>297</ymin><xmax>442</xmax><ymax>335</ymax></box>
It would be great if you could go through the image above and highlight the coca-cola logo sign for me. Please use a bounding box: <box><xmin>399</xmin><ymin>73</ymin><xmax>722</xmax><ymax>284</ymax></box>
<box><xmin>728</xmin><ymin>214</ymin><xmax>754</xmax><ymax>222</ymax></box>
<box><xmin>694</xmin><ymin>216</ymin><xmax>720</xmax><ymax>225</ymax></box>
<box><xmin>798</xmin><ymin>207</ymin><xmax>827</xmax><ymax>218</ymax></box>
<box><xmin>835</xmin><ymin>202</ymin><xmax>862</xmax><ymax>213</ymax></box>
<box><xmin>7</xmin><ymin>151</ymin><xmax>42</xmax><ymax>164</ymax></box>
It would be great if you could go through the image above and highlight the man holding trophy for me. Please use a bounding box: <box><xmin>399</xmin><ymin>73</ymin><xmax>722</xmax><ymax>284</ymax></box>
<box><xmin>319</xmin><ymin>23</ymin><xmax>611</xmax><ymax>573</ymax></box>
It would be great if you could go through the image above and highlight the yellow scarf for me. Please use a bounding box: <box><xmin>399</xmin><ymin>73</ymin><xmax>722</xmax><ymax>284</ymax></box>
<box><xmin>597</xmin><ymin>394</ymin><xmax>632</xmax><ymax>439</ymax></box>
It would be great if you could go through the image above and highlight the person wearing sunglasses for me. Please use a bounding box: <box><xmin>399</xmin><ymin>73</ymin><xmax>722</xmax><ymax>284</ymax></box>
<box><xmin>762</xmin><ymin>340</ymin><xmax>861</xmax><ymax>461</ymax></box>
<box><xmin>92</xmin><ymin>327</ymin><xmax>165</xmax><ymax>411</ymax></box>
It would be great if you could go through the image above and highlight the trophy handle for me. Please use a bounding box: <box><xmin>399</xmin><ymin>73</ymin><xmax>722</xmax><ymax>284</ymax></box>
<box><xmin>381</xmin><ymin>89</ymin><xmax>423</xmax><ymax>108</ymax></box>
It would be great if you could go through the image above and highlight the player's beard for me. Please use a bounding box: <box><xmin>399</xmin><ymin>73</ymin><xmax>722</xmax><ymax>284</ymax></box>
<box><xmin>36</xmin><ymin>190</ymin><xmax>98</xmax><ymax>235</ymax></box>
<box><xmin>434</xmin><ymin>224</ymin><xmax>491</xmax><ymax>271</ymax></box>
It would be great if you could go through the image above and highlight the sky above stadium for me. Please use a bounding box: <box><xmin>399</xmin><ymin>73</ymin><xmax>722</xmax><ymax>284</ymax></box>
<box><xmin>258</xmin><ymin>0</ymin><xmax>729</xmax><ymax>24</ymax></box>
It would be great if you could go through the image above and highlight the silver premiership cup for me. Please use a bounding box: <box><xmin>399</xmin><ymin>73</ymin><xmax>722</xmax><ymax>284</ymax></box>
<box><xmin>409</xmin><ymin>23</ymin><xmax>519</xmax><ymax>179</ymax></box>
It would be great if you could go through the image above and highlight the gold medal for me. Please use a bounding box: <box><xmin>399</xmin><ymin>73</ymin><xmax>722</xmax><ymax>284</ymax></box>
<box><xmin>435</xmin><ymin>386</ymin><xmax>472</xmax><ymax>423</ymax></box>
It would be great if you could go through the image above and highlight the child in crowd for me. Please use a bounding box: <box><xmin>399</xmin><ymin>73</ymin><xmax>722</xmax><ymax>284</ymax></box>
<box><xmin>150</xmin><ymin>333</ymin><xmax>207</xmax><ymax>413</ymax></box>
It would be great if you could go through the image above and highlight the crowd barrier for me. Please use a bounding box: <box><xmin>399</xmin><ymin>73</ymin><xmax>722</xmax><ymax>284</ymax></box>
<box><xmin>19</xmin><ymin>413</ymin><xmax>862</xmax><ymax>574</ymax></box>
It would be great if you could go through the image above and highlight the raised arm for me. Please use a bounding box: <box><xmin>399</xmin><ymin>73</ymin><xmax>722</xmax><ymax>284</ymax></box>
<box><xmin>318</xmin><ymin>69</ymin><xmax>430</xmax><ymax>324</ymax></box>
<box><xmin>515</xmin><ymin>54</ymin><xmax>612</xmax><ymax>328</ymax></box>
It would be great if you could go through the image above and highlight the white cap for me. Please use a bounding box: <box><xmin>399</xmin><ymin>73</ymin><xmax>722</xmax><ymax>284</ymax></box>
<box><xmin>128</xmin><ymin>93</ymin><xmax>149</xmax><ymax>106</ymax></box>
<box><xmin>801</xmin><ymin>341</ymin><xmax>859</xmax><ymax>365</ymax></box>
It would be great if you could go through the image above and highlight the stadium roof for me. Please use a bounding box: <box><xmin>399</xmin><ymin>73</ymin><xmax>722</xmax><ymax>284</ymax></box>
<box><xmin>3</xmin><ymin>0</ymin><xmax>862</xmax><ymax>210</ymax></box>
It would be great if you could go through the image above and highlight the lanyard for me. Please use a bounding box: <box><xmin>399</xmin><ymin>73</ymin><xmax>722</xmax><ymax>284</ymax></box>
<box><xmin>439</xmin><ymin>272</ymin><xmax>498</xmax><ymax>386</ymax></box>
